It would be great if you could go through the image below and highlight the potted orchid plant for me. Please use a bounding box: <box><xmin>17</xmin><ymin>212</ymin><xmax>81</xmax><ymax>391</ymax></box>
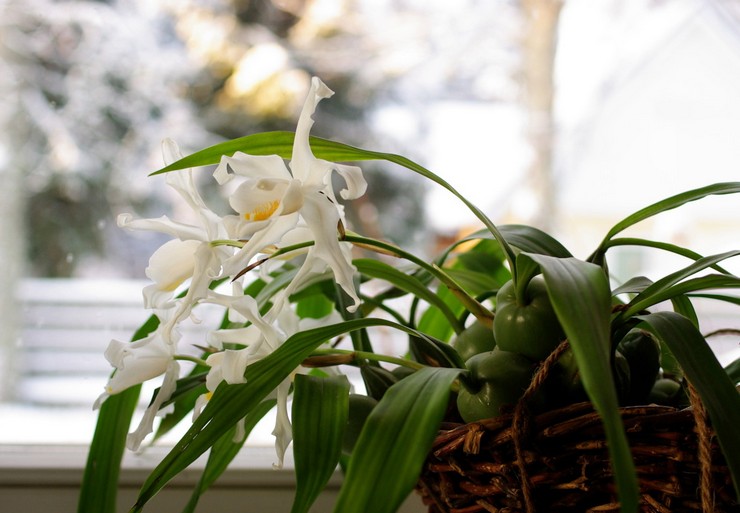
<box><xmin>79</xmin><ymin>77</ymin><xmax>740</xmax><ymax>513</ymax></box>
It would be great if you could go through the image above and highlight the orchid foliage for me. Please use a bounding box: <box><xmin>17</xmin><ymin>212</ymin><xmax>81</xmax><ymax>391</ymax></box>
<box><xmin>81</xmin><ymin>78</ymin><xmax>740</xmax><ymax>513</ymax></box>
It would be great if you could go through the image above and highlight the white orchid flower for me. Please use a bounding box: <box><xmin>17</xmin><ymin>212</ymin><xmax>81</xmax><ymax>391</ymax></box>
<box><xmin>193</xmin><ymin>295</ymin><xmax>285</xmax><ymax>420</ymax></box>
<box><xmin>94</xmin><ymin>331</ymin><xmax>170</xmax><ymax>406</ymax></box>
<box><xmin>196</xmin><ymin>293</ymin><xmax>342</xmax><ymax>468</ymax></box>
<box><xmin>94</xmin><ymin>321</ymin><xmax>182</xmax><ymax>451</ymax></box>
<box><xmin>118</xmin><ymin>139</ymin><xmax>231</xmax><ymax>333</ymax></box>
<box><xmin>214</xmin><ymin>77</ymin><xmax>367</xmax><ymax>311</ymax></box>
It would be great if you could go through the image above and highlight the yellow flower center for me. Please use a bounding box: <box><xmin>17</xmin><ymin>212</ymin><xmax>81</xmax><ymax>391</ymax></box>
<box><xmin>245</xmin><ymin>200</ymin><xmax>280</xmax><ymax>221</ymax></box>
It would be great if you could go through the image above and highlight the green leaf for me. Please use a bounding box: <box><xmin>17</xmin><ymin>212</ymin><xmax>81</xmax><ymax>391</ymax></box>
<box><xmin>182</xmin><ymin>399</ymin><xmax>276</xmax><ymax>513</ymax></box>
<box><xmin>295</xmin><ymin>288</ymin><xmax>335</xmax><ymax>319</ymax></box>
<box><xmin>637</xmin><ymin>311</ymin><xmax>740</xmax><ymax>499</ymax></box>
<box><xmin>670</xmin><ymin>295</ymin><xmax>698</xmax><ymax>327</ymax></box>
<box><xmin>129</xmin><ymin>318</ymin><xmax>447</xmax><ymax>512</ymax></box>
<box><xmin>333</xmin><ymin>367</ymin><xmax>461</xmax><ymax>513</ymax></box>
<box><xmin>78</xmin><ymin>387</ymin><xmax>141</xmax><ymax>513</ymax></box>
<box><xmin>499</xmin><ymin>224</ymin><xmax>573</xmax><ymax>257</ymax></box>
<box><xmin>603</xmin><ymin>237</ymin><xmax>732</xmax><ymax>274</ymax></box>
<box><xmin>726</xmin><ymin>357</ymin><xmax>740</xmax><ymax>385</ymax></box>
<box><xmin>346</xmin><ymin>234</ymin><xmax>490</xmax><ymax>328</ymax></box>
<box><xmin>611</xmin><ymin>276</ymin><xmax>653</xmax><ymax>296</ymax></box>
<box><xmin>360</xmin><ymin>365</ymin><xmax>399</xmax><ymax>401</ymax></box>
<box><xmin>592</xmin><ymin>182</ymin><xmax>740</xmax><ymax>258</ymax></box>
<box><xmin>408</xmin><ymin>333</ymin><xmax>466</xmax><ymax>369</ymax></box>
<box><xmin>520</xmin><ymin>253</ymin><xmax>639</xmax><ymax>513</ymax></box>
<box><xmin>78</xmin><ymin>313</ymin><xmax>160</xmax><ymax>513</ymax></box>
<box><xmin>291</xmin><ymin>375</ymin><xmax>350</xmax><ymax>513</ymax></box>
<box><xmin>619</xmin><ymin>250</ymin><xmax>740</xmax><ymax>318</ymax></box>
<box><xmin>153</xmin><ymin>371</ymin><xmax>207</xmax><ymax>441</ymax></box>
<box><xmin>442</xmin><ymin>267</ymin><xmax>501</xmax><ymax>297</ymax></box>
<box><xmin>688</xmin><ymin>292</ymin><xmax>740</xmax><ymax>306</ymax></box>
<box><xmin>623</xmin><ymin>274</ymin><xmax>740</xmax><ymax>320</ymax></box>
<box><xmin>355</xmin><ymin>258</ymin><xmax>463</xmax><ymax>332</ymax></box>
<box><xmin>417</xmin><ymin>284</ymin><xmax>466</xmax><ymax>341</ymax></box>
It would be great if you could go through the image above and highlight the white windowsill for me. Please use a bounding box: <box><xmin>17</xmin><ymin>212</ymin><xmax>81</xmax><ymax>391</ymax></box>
<box><xmin>0</xmin><ymin>444</ymin><xmax>426</xmax><ymax>513</ymax></box>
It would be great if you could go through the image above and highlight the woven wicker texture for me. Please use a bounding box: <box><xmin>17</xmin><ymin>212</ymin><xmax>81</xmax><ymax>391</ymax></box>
<box><xmin>416</xmin><ymin>400</ymin><xmax>739</xmax><ymax>513</ymax></box>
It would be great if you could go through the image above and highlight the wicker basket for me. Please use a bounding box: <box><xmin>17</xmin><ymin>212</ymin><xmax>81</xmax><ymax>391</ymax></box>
<box><xmin>416</xmin><ymin>341</ymin><xmax>739</xmax><ymax>513</ymax></box>
<box><xmin>416</xmin><ymin>401</ymin><xmax>738</xmax><ymax>512</ymax></box>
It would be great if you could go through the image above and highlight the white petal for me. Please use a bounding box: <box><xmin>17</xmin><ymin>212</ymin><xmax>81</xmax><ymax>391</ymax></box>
<box><xmin>145</xmin><ymin>239</ymin><xmax>200</xmax><ymax>293</ymax></box>
<box><xmin>334</xmin><ymin>163</ymin><xmax>367</xmax><ymax>200</ymax></box>
<box><xmin>162</xmin><ymin>139</ymin><xmax>207</xmax><ymax>211</ymax></box>
<box><xmin>220</xmin><ymin>348</ymin><xmax>252</xmax><ymax>384</ymax></box>
<box><xmin>192</xmin><ymin>392</ymin><xmax>210</xmax><ymax>421</ymax></box>
<box><xmin>229</xmin><ymin>178</ymin><xmax>304</xmax><ymax>222</ymax></box>
<box><xmin>126</xmin><ymin>360</ymin><xmax>181</xmax><ymax>451</ymax></box>
<box><xmin>271</xmin><ymin>379</ymin><xmax>293</xmax><ymax>469</ymax></box>
<box><xmin>290</xmin><ymin>77</ymin><xmax>333</xmax><ymax>182</ymax></box>
<box><xmin>214</xmin><ymin>152</ymin><xmax>290</xmax><ymax>185</ymax></box>
<box><xmin>204</xmin><ymin>352</ymin><xmax>226</xmax><ymax>392</ymax></box>
<box><xmin>161</xmin><ymin>242</ymin><xmax>222</xmax><ymax>337</ymax></box>
<box><xmin>103</xmin><ymin>333</ymin><xmax>172</xmax><ymax>395</ymax></box>
<box><xmin>117</xmin><ymin>213</ymin><xmax>206</xmax><ymax>241</ymax></box>
<box><xmin>228</xmin><ymin>296</ymin><xmax>284</xmax><ymax>350</ymax></box>
<box><xmin>300</xmin><ymin>194</ymin><xmax>360</xmax><ymax>311</ymax></box>
<box><xmin>220</xmin><ymin>213</ymin><xmax>300</xmax><ymax>277</ymax></box>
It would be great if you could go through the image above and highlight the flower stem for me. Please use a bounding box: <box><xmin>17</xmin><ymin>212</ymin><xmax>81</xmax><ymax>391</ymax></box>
<box><xmin>173</xmin><ymin>354</ymin><xmax>209</xmax><ymax>367</ymax></box>
<box><xmin>307</xmin><ymin>348</ymin><xmax>425</xmax><ymax>370</ymax></box>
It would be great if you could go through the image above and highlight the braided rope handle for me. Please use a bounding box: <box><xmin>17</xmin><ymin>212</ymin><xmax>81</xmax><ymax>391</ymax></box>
<box><xmin>511</xmin><ymin>338</ymin><xmax>571</xmax><ymax>513</ymax></box>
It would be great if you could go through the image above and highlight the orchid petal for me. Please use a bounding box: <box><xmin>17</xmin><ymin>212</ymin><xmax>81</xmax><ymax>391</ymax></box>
<box><xmin>126</xmin><ymin>359</ymin><xmax>180</xmax><ymax>451</ymax></box>
<box><xmin>220</xmin><ymin>349</ymin><xmax>250</xmax><ymax>385</ymax></box>
<box><xmin>117</xmin><ymin>213</ymin><xmax>206</xmax><ymax>241</ymax></box>
<box><xmin>221</xmin><ymin>213</ymin><xmax>300</xmax><ymax>277</ymax></box>
<box><xmin>162</xmin><ymin>139</ymin><xmax>210</xmax><ymax>214</ymax></box>
<box><xmin>204</xmin><ymin>352</ymin><xmax>226</xmax><ymax>392</ymax></box>
<box><xmin>334</xmin><ymin>162</ymin><xmax>367</xmax><ymax>200</ymax></box>
<box><xmin>144</xmin><ymin>239</ymin><xmax>200</xmax><ymax>299</ymax></box>
<box><xmin>214</xmin><ymin>152</ymin><xmax>290</xmax><ymax>185</ymax></box>
<box><xmin>102</xmin><ymin>333</ymin><xmax>172</xmax><ymax>395</ymax></box>
<box><xmin>229</xmin><ymin>178</ymin><xmax>304</xmax><ymax>221</ymax></box>
<box><xmin>162</xmin><ymin>242</ymin><xmax>223</xmax><ymax>338</ymax></box>
<box><xmin>271</xmin><ymin>379</ymin><xmax>293</xmax><ymax>469</ymax></box>
<box><xmin>290</xmin><ymin>77</ymin><xmax>333</xmax><ymax>183</ymax></box>
<box><xmin>192</xmin><ymin>392</ymin><xmax>210</xmax><ymax>421</ymax></box>
<box><xmin>300</xmin><ymin>194</ymin><xmax>360</xmax><ymax>311</ymax></box>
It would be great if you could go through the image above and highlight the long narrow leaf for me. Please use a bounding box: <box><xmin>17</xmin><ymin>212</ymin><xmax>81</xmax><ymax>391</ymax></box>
<box><xmin>346</xmin><ymin>234</ymin><xmax>491</xmax><ymax>324</ymax></box>
<box><xmin>623</xmin><ymin>273</ymin><xmax>740</xmax><ymax>319</ymax></box>
<box><xmin>593</xmin><ymin>182</ymin><xmax>740</xmax><ymax>256</ymax></box>
<box><xmin>78</xmin><ymin>314</ymin><xmax>160</xmax><ymax>513</ymax></box>
<box><xmin>637</xmin><ymin>311</ymin><xmax>740</xmax><ymax>499</ymax></box>
<box><xmin>521</xmin><ymin>253</ymin><xmax>639</xmax><ymax>513</ymax></box>
<box><xmin>182</xmin><ymin>399</ymin><xmax>276</xmax><ymax>513</ymax></box>
<box><xmin>355</xmin><ymin>258</ymin><xmax>463</xmax><ymax>332</ymax></box>
<box><xmin>499</xmin><ymin>224</ymin><xmax>573</xmax><ymax>257</ymax></box>
<box><xmin>291</xmin><ymin>375</ymin><xmax>350</xmax><ymax>513</ymax></box>
<box><xmin>688</xmin><ymin>292</ymin><xmax>740</xmax><ymax>306</ymax></box>
<box><xmin>726</xmin><ymin>358</ymin><xmax>740</xmax><ymax>384</ymax></box>
<box><xmin>417</xmin><ymin>283</ymin><xmax>466</xmax><ymax>341</ymax></box>
<box><xmin>333</xmin><ymin>367</ymin><xmax>461</xmax><ymax>513</ymax></box>
<box><xmin>79</xmin><ymin>387</ymin><xmax>141</xmax><ymax>513</ymax></box>
<box><xmin>603</xmin><ymin>237</ymin><xmax>732</xmax><ymax>274</ymax></box>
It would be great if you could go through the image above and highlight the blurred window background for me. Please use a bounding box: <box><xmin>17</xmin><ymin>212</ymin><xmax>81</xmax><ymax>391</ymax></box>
<box><xmin>0</xmin><ymin>0</ymin><xmax>739</xmax><ymax>445</ymax></box>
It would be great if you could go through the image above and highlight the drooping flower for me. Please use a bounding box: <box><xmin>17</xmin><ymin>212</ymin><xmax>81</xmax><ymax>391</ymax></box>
<box><xmin>214</xmin><ymin>77</ymin><xmax>367</xmax><ymax>311</ymax></box>
<box><xmin>118</xmin><ymin>139</ymin><xmax>230</xmax><ymax>327</ymax></box>
<box><xmin>93</xmin><ymin>321</ymin><xmax>182</xmax><ymax>451</ymax></box>
<box><xmin>195</xmin><ymin>292</ymin><xmax>342</xmax><ymax>467</ymax></box>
